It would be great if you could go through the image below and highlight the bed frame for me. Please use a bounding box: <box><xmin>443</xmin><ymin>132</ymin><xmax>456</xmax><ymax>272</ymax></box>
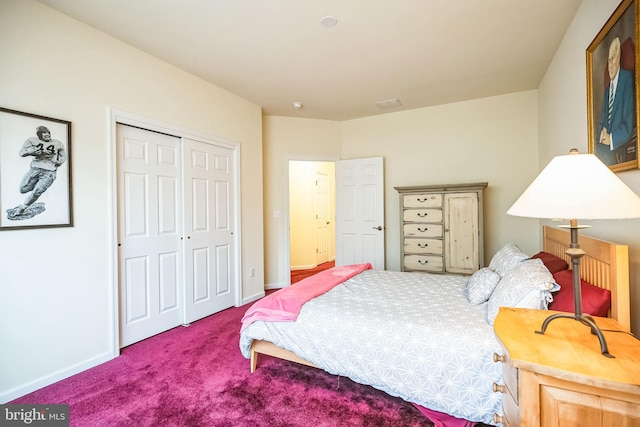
<box><xmin>249</xmin><ymin>225</ymin><xmax>631</xmax><ymax>372</ymax></box>
<box><xmin>542</xmin><ymin>225</ymin><xmax>630</xmax><ymax>331</ymax></box>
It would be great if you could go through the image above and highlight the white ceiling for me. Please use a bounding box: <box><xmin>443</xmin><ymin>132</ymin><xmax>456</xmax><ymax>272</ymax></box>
<box><xmin>37</xmin><ymin>0</ymin><xmax>582</xmax><ymax>121</ymax></box>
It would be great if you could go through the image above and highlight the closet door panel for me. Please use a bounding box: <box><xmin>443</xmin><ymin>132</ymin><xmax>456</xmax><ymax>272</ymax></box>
<box><xmin>117</xmin><ymin>124</ymin><xmax>182</xmax><ymax>347</ymax></box>
<box><xmin>158</xmin><ymin>252</ymin><xmax>179</xmax><ymax>312</ymax></box>
<box><xmin>216</xmin><ymin>244</ymin><xmax>230</xmax><ymax>294</ymax></box>
<box><xmin>183</xmin><ymin>139</ymin><xmax>236</xmax><ymax>323</ymax></box>
<box><xmin>191</xmin><ymin>247</ymin><xmax>210</xmax><ymax>303</ymax></box>
<box><xmin>117</xmin><ymin>124</ymin><xmax>238</xmax><ymax>345</ymax></box>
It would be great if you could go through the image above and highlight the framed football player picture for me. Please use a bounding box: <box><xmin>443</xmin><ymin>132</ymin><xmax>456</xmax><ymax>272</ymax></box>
<box><xmin>0</xmin><ymin>107</ymin><xmax>73</xmax><ymax>230</ymax></box>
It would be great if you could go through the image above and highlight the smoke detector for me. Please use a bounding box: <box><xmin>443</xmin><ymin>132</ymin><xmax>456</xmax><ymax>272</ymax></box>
<box><xmin>321</xmin><ymin>16</ymin><xmax>338</xmax><ymax>27</ymax></box>
<box><xmin>376</xmin><ymin>98</ymin><xmax>402</xmax><ymax>110</ymax></box>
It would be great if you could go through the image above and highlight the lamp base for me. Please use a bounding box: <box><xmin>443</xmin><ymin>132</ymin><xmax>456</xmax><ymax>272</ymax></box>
<box><xmin>535</xmin><ymin>313</ymin><xmax>614</xmax><ymax>358</ymax></box>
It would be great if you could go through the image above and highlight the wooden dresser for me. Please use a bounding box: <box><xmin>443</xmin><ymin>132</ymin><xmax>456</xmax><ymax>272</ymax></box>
<box><xmin>394</xmin><ymin>183</ymin><xmax>486</xmax><ymax>274</ymax></box>
<box><xmin>493</xmin><ymin>307</ymin><xmax>640</xmax><ymax>427</ymax></box>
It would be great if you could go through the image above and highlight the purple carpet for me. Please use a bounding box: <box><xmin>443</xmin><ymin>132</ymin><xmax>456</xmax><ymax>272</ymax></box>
<box><xmin>12</xmin><ymin>302</ymin><xmax>439</xmax><ymax>426</ymax></box>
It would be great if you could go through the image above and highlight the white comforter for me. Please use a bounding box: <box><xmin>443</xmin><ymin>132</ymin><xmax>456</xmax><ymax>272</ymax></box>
<box><xmin>239</xmin><ymin>270</ymin><xmax>503</xmax><ymax>425</ymax></box>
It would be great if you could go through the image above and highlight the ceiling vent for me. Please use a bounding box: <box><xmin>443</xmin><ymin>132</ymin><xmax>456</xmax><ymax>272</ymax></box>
<box><xmin>375</xmin><ymin>98</ymin><xmax>402</xmax><ymax>110</ymax></box>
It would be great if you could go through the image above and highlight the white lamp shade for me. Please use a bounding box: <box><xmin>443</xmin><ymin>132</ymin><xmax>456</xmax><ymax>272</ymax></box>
<box><xmin>507</xmin><ymin>152</ymin><xmax>640</xmax><ymax>220</ymax></box>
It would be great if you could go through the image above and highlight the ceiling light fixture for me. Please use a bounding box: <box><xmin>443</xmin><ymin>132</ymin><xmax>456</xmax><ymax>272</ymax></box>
<box><xmin>321</xmin><ymin>16</ymin><xmax>338</xmax><ymax>28</ymax></box>
<box><xmin>292</xmin><ymin>102</ymin><xmax>303</xmax><ymax>109</ymax></box>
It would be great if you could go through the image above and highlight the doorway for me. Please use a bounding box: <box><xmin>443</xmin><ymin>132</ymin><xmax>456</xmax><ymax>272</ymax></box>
<box><xmin>288</xmin><ymin>161</ymin><xmax>335</xmax><ymax>281</ymax></box>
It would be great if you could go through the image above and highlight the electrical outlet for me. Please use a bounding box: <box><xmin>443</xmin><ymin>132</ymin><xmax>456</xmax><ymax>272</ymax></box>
<box><xmin>274</xmin><ymin>210</ymin><xmax>282</xmax><ymax>218</ymax></box>
<box><xmin>249</xmin><ymin>267</ymin><xmax>255</xmax><ymax>277</ymax></box>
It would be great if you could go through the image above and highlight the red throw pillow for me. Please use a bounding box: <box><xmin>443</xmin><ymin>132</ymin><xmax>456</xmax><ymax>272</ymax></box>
<box><xmin>531</xmin><ymin>251</ymin><xmax>569</xmax><ymax>274</ymax></box>
<box><xmin>549</xmin><ymin>270</ymin><xmax>611</xmax><ymax>317</ymax></box>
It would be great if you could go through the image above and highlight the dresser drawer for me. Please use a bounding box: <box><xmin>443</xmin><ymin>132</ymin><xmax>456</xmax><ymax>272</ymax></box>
<box><xmin>502</xmin><ymin>388</ymin><xmax>519</xmax><ymax>427</ymax></box>
<box><xmin>502</xmin><ymin>358</ymin><xmax>519</xmax><ymax>405</ymax></box>
<box><xmin>404</xmin><ymin>254</ymin><xmax>444</xmax><ymax>272</ymax></box>
<box><xmin>403</xmin><ymin>193</ymin><xmax>442</xmax><ymax>208</ymax></box>
<box><xmin>403</xmin><ymin>208</ymin><xmax>443</xmax><ymax>223</ymax></box>
<box><xmin>403</xmin><ymin>238</ymin><xmax>442</xmax><ymax>254</ymax></box>
<box><xmin>403</xmin><ymin>223</ymin><xmax>443</xmax><ymax>238</ymax></box>
<box><xmin>495</xmin><ymin>350</ymin><xmax>520</xmax><ymax>426</ymax></box>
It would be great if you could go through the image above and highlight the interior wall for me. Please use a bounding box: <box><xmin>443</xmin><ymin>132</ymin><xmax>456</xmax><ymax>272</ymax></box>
<box><xmin>262</xmin><ymin>116</ymin><xmax>342</xmax><ymax>288</ymax></box>
<box><xmin>339</xmin><ymin>91</ymin><xmax>541</xmax><ymax>271</ymax></box>
<box><xmin>289</xmin><ymin>161</ymin><xmax>335</xmax><ymax>270</ymax></box>
<box><xmin>263</xmin><ymin>92</ymin><xmax>540</xmax><ymax>287</ymax></box>
<box><xmin>539</xmin><ymin>0</ymin><xmax>640</xmax><ymax>334</ymax></box>
<box><xmin>0</xmin><ymin>0</ymin><xmax>264</xmax><ymax>402</ymax></box>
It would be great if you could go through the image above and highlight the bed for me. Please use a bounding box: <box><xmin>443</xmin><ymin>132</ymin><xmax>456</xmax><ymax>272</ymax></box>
<box><xmin>239</xmin><ymin>226</ymin><xmax>630</xmax><ymax>425</ymax></box>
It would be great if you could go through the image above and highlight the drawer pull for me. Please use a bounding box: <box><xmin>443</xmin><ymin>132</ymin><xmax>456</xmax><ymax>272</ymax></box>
<box><xmin>418</xmin><ymin>243</ymin><xmax>429</xmax><ymax>248</ymax></box>
<box><xmin>418</xmin><ymin>259</ymin><xmax>429</xmax><ymax>265</ymax></box>
<box><xmin>493</xmin><ymin>414</ymin><xmax>503</xmax><ymax>424</ymax></box>
<box><xmin>417</xmin><ymin>227</ymin><xmax>429</xmax><ymax>232</ymax></box>
<box><xmin>417</xmin><ymin>212</ymin><xmax>429</xmax><ymax>217</ymax></box>
<box><xmin>416</xmin><ymin>197</ymin><xmax>429</xmax><ymax>203</ymax></box>
<box><xmin>493</xmin><ymin>353</ymin><xmax>505</xmax><ymax>363</ymax></box>
<box><xmin>492</xmin><ymin>382</ymin><xmax>505</xmax><ymax>393</ymax></box>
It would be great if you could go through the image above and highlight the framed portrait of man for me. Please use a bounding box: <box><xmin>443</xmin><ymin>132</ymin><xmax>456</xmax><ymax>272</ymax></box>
<box><xmin>587</xmin><ymin>0</ymin><xmax>639</xmax><ymax>172</ymax></box>
<box><xmin>0</xmin><ymin>107</ymin><xmax>73</xmax><ymax>230</ymax></box>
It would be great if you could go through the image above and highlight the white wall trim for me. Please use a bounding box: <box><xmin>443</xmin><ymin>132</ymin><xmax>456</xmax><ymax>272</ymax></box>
<box><xmin>241</xmin><ymin>291</ymin><xmax>266</xmax><ymax>306</ymax></box>
<box><xmin>0</xmin><ymin>351</ymin><xmax>114</xmax><ymax>404</ymax></box>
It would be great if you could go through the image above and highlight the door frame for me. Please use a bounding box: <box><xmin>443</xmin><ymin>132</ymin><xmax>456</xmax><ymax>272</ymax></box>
<box><xmin>284</xmin><ymin>156</ymin><xmax>337</xmax><ymax>286</ymax></box>
<box><xmin>108</xmin><ymin>108</ymin><xmax>242</xmax><ymax>354</ymax></box>
<box><xmin>314</xmin><ymin>171</ymin><xmax>330</xmax><ymax>266</ymax></box>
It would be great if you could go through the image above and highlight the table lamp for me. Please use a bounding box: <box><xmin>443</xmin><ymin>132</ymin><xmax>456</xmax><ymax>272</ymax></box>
<box><xmin>507</xmin><ymin>149</ymin><xmax>640</xmax><ymax>357</ymax></box>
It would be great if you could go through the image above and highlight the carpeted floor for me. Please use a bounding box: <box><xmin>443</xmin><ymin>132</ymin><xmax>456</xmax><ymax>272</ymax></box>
<box><xmin>11</xmin><ymin>300</ymin><xmax>438</xmax><ymax>426</ymax></box>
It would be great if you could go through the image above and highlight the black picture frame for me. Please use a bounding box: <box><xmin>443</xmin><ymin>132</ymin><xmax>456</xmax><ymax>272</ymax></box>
<box><xmin>0</xmin><ymin>107</ymin><xmax>73</xmax><ymax>230</ymax></box>
<box><xmin>587</xmin><ymin>0</ymin><xmax>639</xmax><ymax>172</ymax></box>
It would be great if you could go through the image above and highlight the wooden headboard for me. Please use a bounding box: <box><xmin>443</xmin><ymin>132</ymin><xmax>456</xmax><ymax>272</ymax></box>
<box><xmin>542</xmin><ymin>225</ymin><xmax>631</xmax><ymax>331</ymax></box>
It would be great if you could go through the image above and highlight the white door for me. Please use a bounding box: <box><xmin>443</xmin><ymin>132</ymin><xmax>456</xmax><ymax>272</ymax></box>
<box><xmin>117</xmin><ymin>124</ymin><xmax>183</xmax><ymax>346</ymax></box>
<box><xmin>182</xmin><ymin>138</ymin><xmax>236</xmax><ymax>324</ymax></box>
<box><xmin>315</xmin><ymin>172</ymin><xmax>330</xmax><ymax>265</ymax></box>
<box><xmin>335</xmin><ymin>157</ymin><xmax>385</xmax><ymax>269</ymax></box>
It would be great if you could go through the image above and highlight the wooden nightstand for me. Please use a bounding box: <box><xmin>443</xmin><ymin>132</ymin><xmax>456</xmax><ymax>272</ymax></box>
<box><xmin>493</xmin><ymin>307</ymin><xmax>640</xmax><ymax>427</ymax></box>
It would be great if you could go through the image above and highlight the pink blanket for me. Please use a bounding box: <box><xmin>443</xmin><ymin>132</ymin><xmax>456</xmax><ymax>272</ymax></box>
<box><xmin>240</xmin><ymin>263</ymin><xmax>372</xmax><ymax>332</ymax></box>
<box><xmin>413</xmin><ymin>404</ymin><xmax>477</xmax><ymax>427</ymax></box>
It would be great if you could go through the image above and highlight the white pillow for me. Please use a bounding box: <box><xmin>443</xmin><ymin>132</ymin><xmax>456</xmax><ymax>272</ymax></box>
<box><xmin>488</xmin><ymin>243</ymin><xmax>528</xmax><ymax>277</ymax></box>
<box><xmin>486</xmin><ymin>258</ymin><xmax>559</xmax><ymax>325</ymax></box>
<box><xmin>465</xmin><ymin>267</ymin><xmax>501</xmax><ymax>304</ymax></box>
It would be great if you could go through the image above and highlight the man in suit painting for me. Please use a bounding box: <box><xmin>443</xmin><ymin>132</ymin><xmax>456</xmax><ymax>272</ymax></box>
<box><xmin>596</xmin><ymin>37</ymin><xmax>636</xmax><ymax>166</ymax></box>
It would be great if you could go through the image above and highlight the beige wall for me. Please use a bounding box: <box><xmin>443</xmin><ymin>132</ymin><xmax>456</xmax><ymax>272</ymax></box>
<box><xmin>539</xmin><ymin>0</ymin><xmax>640</xmax><ymax>334</ymax></box>
<box><xmin>0</xmin><ymin>0</ymin><xmax>264</xmax><ymax>402</ymax></box>
<box><xmin>340</xmin><ymin>91</ymin><xmax>541</xmax><ymax>271</ymax></box>
<box><xmin>262</xmin><ymin>116</ymin><xmax>342</xmax><ymax>287</ymax></box>
<box><xmin>263</xmin><ymin>91</ymin><xmax>541</xmax><ymax>287</ymax></box>
<box><xmin>289</xmin><ymin>161</ymin><xmax>335</xmax><ymax>270</ymax></box>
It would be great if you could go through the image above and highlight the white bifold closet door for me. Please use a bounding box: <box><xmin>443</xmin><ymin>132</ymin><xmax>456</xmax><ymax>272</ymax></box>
<box><xmin>116</xmin><ymin>124</ymin><xmax>236</xmax><ymax>347</ymax></box>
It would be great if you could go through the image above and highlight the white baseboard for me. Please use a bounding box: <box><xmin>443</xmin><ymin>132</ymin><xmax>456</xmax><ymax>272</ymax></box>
<box><xmin>0</xmin><ymin>351</ymin><xmax>117</xmax><ymax>404</ymax></box>
<box><xmin>290</xmin><ymin>264</ymin><xmax>316</xmax><ymax>271</ymax></box>
<box><xmin>240</xmin><ymin>290</ymin><xmax>265</xmax><ymax>306</ymax></box>
<box><xmin>265</xmin><ymin>281</ymin><xmax>287</xmax><ymax>290</ymax></box>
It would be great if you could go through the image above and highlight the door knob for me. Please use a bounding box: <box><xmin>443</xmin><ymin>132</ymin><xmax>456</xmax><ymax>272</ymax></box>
<box><xmin>372</xmin><ymin>226</ymin><xmax>383</xmax><ymax>230</ymax></box>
